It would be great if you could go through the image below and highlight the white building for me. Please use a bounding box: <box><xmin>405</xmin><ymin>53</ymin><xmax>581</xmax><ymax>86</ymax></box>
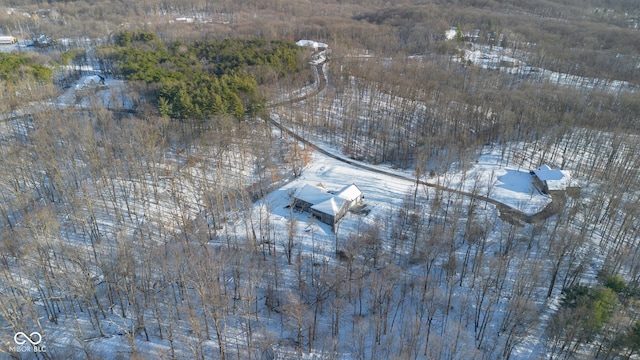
<box><xmin>0</xmin><ymin>36</ymin><xmax>17</xmax><ymax>45</ymax></box>
<box><xmin>292</xmin><ymin>183</ymin><xmax>363</xmax><ymax>226</ymax></box>
<box><xmin>531</xmin><ymin>165</ymin><xmax>571</xmax><ymax>193</ymax></box>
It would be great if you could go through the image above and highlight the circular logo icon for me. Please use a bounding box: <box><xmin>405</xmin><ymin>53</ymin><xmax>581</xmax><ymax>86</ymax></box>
<box><xmin>14</xmin><ymin>332</ymin><xmax>42</xmax><ymax>346</ymax></box>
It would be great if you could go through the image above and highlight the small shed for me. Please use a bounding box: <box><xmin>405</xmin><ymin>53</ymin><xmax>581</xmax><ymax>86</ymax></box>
<box><xmin>530</xmin><ymin>165</ymin><xmax>571</xmax><ymax>193</ymax></box>
<box><xmin>499</xmin><ymin>57</ymin><xmax>519</xmax><ymax>67</ymax></box>
<box><xmin>0</xmin><ymin>36</ymin><xmax>17</xmax><ymax>45</ymax></box>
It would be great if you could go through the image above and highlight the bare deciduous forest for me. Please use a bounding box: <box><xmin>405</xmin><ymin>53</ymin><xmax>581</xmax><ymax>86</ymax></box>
<box><xmin>1</xmin><ymin>0</ymin><xmax>640</xmax><ymax>359</ymax></box>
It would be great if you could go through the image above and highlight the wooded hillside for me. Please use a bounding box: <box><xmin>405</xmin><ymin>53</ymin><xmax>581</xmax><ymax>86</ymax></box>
<box><xmin>98</xmin><ymin>32</ymin><xmax>305</xmax><ymax>120</ymax></box>
<box><xmin>1</xmin><ymin>0</ymin><xmax>640</xmax><ymax>359</ymax></box>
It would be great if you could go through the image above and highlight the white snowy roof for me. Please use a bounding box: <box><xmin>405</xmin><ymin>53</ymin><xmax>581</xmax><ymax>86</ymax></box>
<box><xmin>0</xmin><ymin>36</ymin><xmax>16</xmax><ymax>43</ymax></box>
<box><xmin>500</xmin><ymin>56</ymin><xmax>518</xmax><ymax>63</ymax></box>
<box><xmin>532</xmin><ymin>165</ymin><xmax>571</xmax><ymax>190</ymax></box>
<box><xmin>336</xmin><ymin>184</ymin><xmax>362</xmax><ymax>202</ymax></box>
<box><xmin>295</xmin><ymin>183</ymin><xmax>362</xmax><ymax>217</ymax></box>
<box><xmin>533</xmin><ymin>165</ymin><xmax>563</xmax><ymax>181</ymax></box>
<box><xmin>296</xmin><ymin>40</ymin><xmax>328</xmax><ymax>49</ymax></box>
<box><xmin>294</xmin><ymin>184</ymin><xmax>333</xmax><ymax>205</ymax></box>
<box><xmin>311</xmin><ymin>197</ymin><xmax>346</xmax><ymax>216</ymax></box>
<box><xmin>74</xmin><ymin>75</ymin><xmax>103</xmax><ymax>90</ymax></box>
<box><xmin>444</xmin><ymin>29</ymin><xmax>457</xmax><ymax>41</ymax></box>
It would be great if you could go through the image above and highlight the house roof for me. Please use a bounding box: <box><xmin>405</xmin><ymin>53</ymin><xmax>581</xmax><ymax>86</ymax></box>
<box><xmin>533</xmin><ymin>166</ymin><xmax>564</xmax><ymax>181</ymax></box>
<box><xmin>294</xmin><ymin>183</ymin><xmax>363</xmax><ymax>218</ymax></box>
<box><xmin>296</xmin><ymin>40</ymin><xmax>328</xmax><ymax>49</ymax></box>
<box><xmin>311</xmin><ymin>197</ymin><xmax>347</xmax><ymax>216</ymax></box>
<box><xmin>336</xmin><ymin>184</ymin><xmax>362</xmax><ymax>202</ymax></box>
<box><xmin>532</xmin><ymin>165</ymin><xmax>571</xmax><ymax>190</ymax></box>
<box><xmin>294</xmin><ymin>184</ymin><xmax>333</xmax><ymax>205</ymax></box>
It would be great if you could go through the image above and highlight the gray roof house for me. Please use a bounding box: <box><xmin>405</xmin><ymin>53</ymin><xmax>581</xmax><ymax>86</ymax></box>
<box><xmin>292</xmin><ymin>183</ymin><xmax>363</xmax><ymax>226</ymax></box>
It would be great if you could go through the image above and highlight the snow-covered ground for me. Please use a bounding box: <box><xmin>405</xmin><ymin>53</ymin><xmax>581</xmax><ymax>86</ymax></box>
<box><xmin>242</xmin><ymin>142</ymin><xmax>561</xmax><ymax>270</ymax></box>
<box><xmin>456</xmin><ymin>44</ymin><xmax>637</xmax><ymax>93</ymax></box>
<box><xmin>236</xmin><ymin>147</ymin><xmax>575</xmax><ymax>359</ymax></box>
<box><xmin>1</xmin><ymin>38</ymin><xmax>635</xmax><ymax>360</ymax></box>
<box><xmin>249</xmin><ymin>151</ymin><xmax>413</xmax><ymax>239</ymax></box>
<box><xmin>54</xmin><ymin>75</ymin><xmax>128</xmax><ymax>109</ymax></box>
<box><xmin>0</xmin><ymin>72</ymin><xmax>130</xmax><ymax>125</ymax></box>
<box><xmin>272</xmin><ymin>112</ymin><xmax>552</xmax><ymax>216</ymax></box>
<box><xmin>442</xmin><ymin>149</ymin><xmax>552</xmax><ymax>215</ymax></box>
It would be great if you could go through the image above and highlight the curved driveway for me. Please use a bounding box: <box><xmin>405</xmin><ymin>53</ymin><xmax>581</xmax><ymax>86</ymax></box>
<box><xmin>3</xmin><ymin>52</ymin><xmax>560</xmax><ymax>224</ymax></box>
<box><xmin>266</xmin><ymin>57</ymin><xmax>559</xmax><ymax>225</ymax></box>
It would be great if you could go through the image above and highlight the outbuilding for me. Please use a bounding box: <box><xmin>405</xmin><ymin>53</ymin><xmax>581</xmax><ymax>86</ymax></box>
<box><xmin>0</xmin><ymin>36</ymin><xmax>17</xmax><ymax>45</ymax></box>
<box><xmin>530</xmin><ymin>165</ymin><xmax>571</xmax><ymax>194</ymax></box>
<box><xmin>499</xmin><ymin>56</ymin><xmax>519</xmax><ymax>68</ymax></box>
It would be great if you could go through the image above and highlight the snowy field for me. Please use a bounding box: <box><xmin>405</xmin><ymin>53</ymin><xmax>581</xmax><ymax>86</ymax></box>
<box><xmin>247</xmin><ymin>151</ymin><xmax>414</xmax><ymax>243</ymax></box>
<box><xmin>235</xmin><ymin>143</ymin><xmax>581</xmax><ymax>359</ymax></box>
<box><xmin>439</xmin><ymin>149</ymin><xmax>552</xmax><ymax>216</ymax></box>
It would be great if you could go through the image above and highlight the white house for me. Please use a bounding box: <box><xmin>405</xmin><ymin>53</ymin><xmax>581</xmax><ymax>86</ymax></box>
<box><xmin>292</xmin><ymin>183</ymin><xmax>363</xmax><ymax>226</ymax></box>
<box><xmin>295</xmin><ymin>39</ymin><xmax>328</xmax><ymax>51</ymax></box>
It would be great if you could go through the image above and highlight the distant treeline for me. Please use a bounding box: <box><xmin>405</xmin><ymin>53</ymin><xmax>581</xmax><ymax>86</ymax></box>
<box><xmin>99</xmin><ymin>31</ymin><xmax>304</xmax><ymax>120</ymax></box>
